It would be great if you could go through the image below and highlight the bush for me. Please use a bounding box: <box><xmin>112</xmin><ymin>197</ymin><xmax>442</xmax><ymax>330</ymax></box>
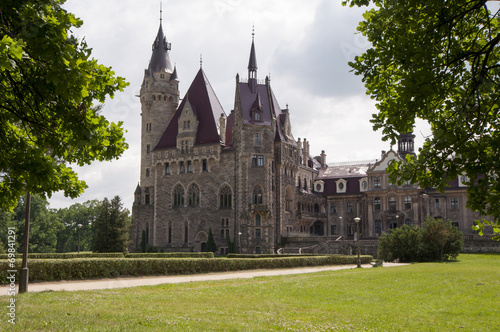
<box><xmin>0</xmin><ymin>252</ymin><xmax>124</xmax><ymax>259</ymax></box>
<box><xmin>378</xmin><ymin>217</ymin><xmax>463</xmax><ymax>262</ymax></box>
<box><xmin>0</xmin><ymin>254</ymin><xmax>371</xmax><ymax>284</ymax></box>
<box><xmin>125</xmin><ymin>252</ymin><xmax>214</xmax><ymax>259</ymax></box>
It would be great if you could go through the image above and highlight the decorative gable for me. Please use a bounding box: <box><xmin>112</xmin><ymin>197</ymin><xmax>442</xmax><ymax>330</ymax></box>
<box><xmin>314</xmin><ymin>180</ymin><xmax>324</xmax><ymax>193</ymax></box>
<box><xmin>177</xmin><ymin>99</ymin><xmax>199</xmax><ymax>152</ymax></box>
<box><xmin>359</xmin><ymin>177</ymin><xmax>368</xmax><ymax>192</ymax></box>
<box><xmin>370</xmin><ymin>150</ymin><xmax>402</xmax><ymax>172</ymax></box>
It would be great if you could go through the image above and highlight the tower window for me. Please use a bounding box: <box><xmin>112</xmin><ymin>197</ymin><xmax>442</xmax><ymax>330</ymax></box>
<box><xmin>146</xmin><ymin>168</ymin><xmax>150</xmax><ymax>177</ymax></box>
<box><xmin>219</xmin><ymin>186</ymin><xmax>232</xmax><ymax>208</ymax></box>
<box><xmin>165</xmin><ymin>163</ymin><xmax>170</xmax><ymax>175</ymax></box>
<box><xmin>254</xmin><ymin>133</ymin><xmax>261</xmax><ymax>146</ymax></box>
<box><xmin>146</xmin><ymin>144</ymin><xmax>151</xmax><ymax>154</ymax></box>
<box><xmin>180</xmin><ymin>162</ymin><xmax>185</xmax><ymax>174</ymax></box>
<box><xmin>253</xmin><ymin>186</ymin><xmax>263</xmax><ymax>204</ymax></box>
<box><xmin>164</xmin><ymin>95</ymin><xmax>166</xmax><ymax>101</ymax></box>
<box><xmin>187</xmin><ymin>161</ymin><xmax>193</xmax><ymax>173</ymax></box>
<box><xmin>173</xmin><ymin>185</ymin><xmax>184</xmax><ymax>207</ymax></box>
<box><xmin>202</xmin><ymin>159</ymin><xmax>208</xmax><ymax>172</ymax></box>
<box><xmin>188</xmin><ymin>184</ymin><xmax>200</xmax><ymax>206</ymax></box>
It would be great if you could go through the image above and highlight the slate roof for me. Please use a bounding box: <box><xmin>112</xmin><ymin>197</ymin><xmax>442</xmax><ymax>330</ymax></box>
<box><xmin>146</xmin><ymin>23</ymin><xmax>173</xmax><ymax>76</ymax></box>
<box><xmin>154</xmin><ymin>68</ymin><xmax>226</xmax><ymax>150</ymax></box>
<box><xmin>317</xmin><ymin>164</ymin><xmax>370</xmax><ymax>180</ymax></box>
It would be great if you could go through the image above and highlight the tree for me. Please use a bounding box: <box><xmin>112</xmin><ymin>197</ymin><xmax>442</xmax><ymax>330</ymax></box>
<box><xmin>0</xmin><ymin>0</ymin><xmax>128</xmax><ymax>211</ymax></box>
<box><xmin>343</xmin><ymin>1</ymin><xmax>500</xmax><ymax>239</ymax></box>
<box><xmin>7</xmin><ymin>195</ymin><xmax>63</xmax><ymax>253</ymax></box>
<box><xmin>93</xmin><ymin>196</ymin><xmax>130</xmax><ymax>253</ymax></box>
<box><xmin>55</xmin><ymin>199</ymin><xmax>101</xmax><ymax>252</ymax></box>
<box><xmin>206</xmin><ymin>228</ymin><xmax>217</xmax><ymax>253</ymax></box>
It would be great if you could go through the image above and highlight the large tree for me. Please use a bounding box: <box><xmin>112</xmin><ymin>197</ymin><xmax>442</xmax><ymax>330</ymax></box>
<box><xmin>344</xmin><ymin>1</ymin><xmax>500</xmax><ymax>238</ymax></box>
<box><xmin>0</xmin><ymin>0</ymin><xmax>128</xmax><ymax>211</ymax></box>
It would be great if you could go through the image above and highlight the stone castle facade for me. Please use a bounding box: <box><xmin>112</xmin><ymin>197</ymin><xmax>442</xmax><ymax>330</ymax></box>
<box><xmin>130</xmin><ymin>22</ymin><xmax>494</xmax><ymax>254</ymax></box>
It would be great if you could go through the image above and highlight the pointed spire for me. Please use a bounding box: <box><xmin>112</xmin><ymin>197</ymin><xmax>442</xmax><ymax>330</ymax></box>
<box><xmin>247</xmin><ymin>26</ymin><xmax>258</xmax><ymax>93</ymax></box>
<box><xmin>248</xmin><ymin>27</ymin><xmax>258</xmax><ymax>76</ymax></box>
<box><xmin>146</xmin><ymin>6</ymin><xmax>173</xmax><ymax>75</ymax></box>
<box><xmin>170</xmin><ymin>64</ymin><xmax>178</xmax><ymax>81</ymax></box>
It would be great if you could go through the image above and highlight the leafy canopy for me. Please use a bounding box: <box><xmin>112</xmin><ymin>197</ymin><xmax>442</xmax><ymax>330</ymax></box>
<box><xmin>344</xmin><ymin>1</ymin><xmax>500</xmax><ymax>237</ymax></box>
<box><xmin>0</xmin><ymin>0</ymin><xmax>129</xmax><ymax>210</ymax></box>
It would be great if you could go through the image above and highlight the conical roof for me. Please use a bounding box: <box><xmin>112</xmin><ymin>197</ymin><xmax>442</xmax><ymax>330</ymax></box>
<box><xmin>146</xmin><ymin>24</ymin><xmax>173</xmax><ymax>75</ymax></box>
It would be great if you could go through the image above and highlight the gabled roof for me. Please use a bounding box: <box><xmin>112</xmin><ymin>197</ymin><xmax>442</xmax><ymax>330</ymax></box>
<box><xmin>146</xmin><ymin>23</ymin><xmax>173</xmax><ymax>75</ymax></box>
<box><xmin>154</xmin><ymin>68</ymin><xmax>226</xmax><ymax>150</ymax></box>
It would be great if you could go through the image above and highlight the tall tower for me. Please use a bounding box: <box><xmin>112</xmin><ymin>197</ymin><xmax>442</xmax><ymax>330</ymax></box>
<box><xmin>139</xmin><ymin>13</ymin><xmax>180</xmax><ymax>193</ymax></box>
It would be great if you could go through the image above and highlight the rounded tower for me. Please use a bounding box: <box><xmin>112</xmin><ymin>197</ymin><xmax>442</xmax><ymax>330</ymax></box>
<box><xmin>139</xmin><ymin>16</ymin><xmax>180</xmax><ymax>191</ymax></box>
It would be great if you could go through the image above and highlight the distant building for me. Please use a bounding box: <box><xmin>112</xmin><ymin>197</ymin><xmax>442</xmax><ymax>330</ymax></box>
<box><xmin>129</xmin><ymin>20</ymin><xmax>493</xmax><ymax>254</ymax></box>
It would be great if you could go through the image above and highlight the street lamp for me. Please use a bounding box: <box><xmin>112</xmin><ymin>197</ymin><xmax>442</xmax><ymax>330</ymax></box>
<box><xmin>354</xmin><ymin>217</ymin><xmax>361</xmax><ymax>268</ymax></box>
<box><xmin>238</xmin><ymin>231</ymin><xmax>242</xmax><ymax>254</ymax></box>
<box><xmin>77</xmin><ymin>224</ymin><xmax>82</xmax><ymax>254</ymax></box>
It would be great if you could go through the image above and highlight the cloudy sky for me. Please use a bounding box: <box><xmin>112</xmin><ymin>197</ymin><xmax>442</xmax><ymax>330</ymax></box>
<box><xmin>50</xmin><ymin>0</ymin><xmax>429</xmax><ymax>210</ymax></box>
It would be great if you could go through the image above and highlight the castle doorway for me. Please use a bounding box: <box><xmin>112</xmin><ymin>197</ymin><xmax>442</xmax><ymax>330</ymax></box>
<box><xmin>195</xmin><ymin>231</ymin><xmax>208</xmax><ymax>252</ymax></box>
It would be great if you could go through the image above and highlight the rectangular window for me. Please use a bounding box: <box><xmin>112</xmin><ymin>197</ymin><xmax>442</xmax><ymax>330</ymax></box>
<box><xmin>347</xmin><ymin>224</ymin><xmax>355</xmax><ymax>235</ymax></box>
<box><xmin>255</xmin><ymin>228</ymin><xmax>261</xmax><ymax>239</ymax></box>
<box><xmin>165</xmin><ymin>163</ymin><xmax>170</xmax><ymax>175</ymax></box>
<box><xmin>252</xmin><ymin>155</ymin><xmax>264</xmax><ymax>167</ymax></box>
<box><xmin>404</xmin><ymin>196</ymin><xmax>412</xmax><ymax>210</ymax></box>
<box><xmin>146</xmin><ymin>168</ymin><xmax>150</xmax><ymax>177</ymax></box>
<box><xmin>435</xmin><ymin>198</ymin><xmax>440</xmax><ymax>209</ymax></box>
<box><xmin>254</xmin><ymin>133</ymin><xmax>261</xmax><ymax>146</ymax></box>
<box><xmin>180</xmin><ymin>162</ymin><xmax>185</xmax><ymax>173</ymax></box>
<box><xmin>146</xmin><ymin>144</ymin><xmax>151</xmax><ymax>154</ymax></box>
<box><xmin>374</xmin><ymin>177</ymin><xmax>381</xmax><ymax>188</ymax></box>
<box><xmin>451</xmin><ymin>198</ymin><xmax>459</xmax><ymax>210</ymax></box>
<box><xmin>347</xmin><ymin>202</ymin><xmax>353</xmax><ymax>213</ymax></box>
<box><xmin>374</xmin><ymin>220</ymin><xmax>382</xmax><ymax>236</ymax></box>
<box><xmin>374</xmin><ymin>197</ymin><xmax>381</xmax><ymax>211</ymax></box>
<box><xmin>187</xmin><ymin>161</ymin><xmax>193</xmax><ymax>173</ymax></box>
<box><xmin>202</xmin><ymin>159</ymin><xmax>208</xmax><ymax>172</ymax></box>
<box><xmin>331</xmin><ymin>225</ymin><xmax>337</xmax><ymax>235</ymax></box>
<box><xmin>330</xmin><ymin>203</ymin><xmax>336</xmax><ymax>214</ymax></box>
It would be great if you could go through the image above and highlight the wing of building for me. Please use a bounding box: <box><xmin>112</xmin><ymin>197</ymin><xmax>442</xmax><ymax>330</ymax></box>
<box><xmin>130</xmin><ymin>19</ymin><xmax>496</xmax><ymax>255</ymax></box>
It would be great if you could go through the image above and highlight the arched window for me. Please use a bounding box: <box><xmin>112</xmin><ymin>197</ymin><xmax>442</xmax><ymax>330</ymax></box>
<box><xmin>253</xmin><ymin>186</ymin><xmax>263</xmax><ymax>204</ymax></box>
<box><xmin>180</xmin><ymin>161</ymin><xmax>185</xmax><ymax>173</ymax></box>
<box><xmin>188</xmin><ymin>184</ymin><xmax>200</xmax><ymax>206</ymax></box>
<box><xmin>187</xmin><ymin>161</ymin><xmax>193</xmax><ymax>173</ymax></box>
<box><xmin>165</xmin><ymin>163</ymin><xmax>170</xmax><ymax>175</ymax></box>
<box><xmin>219</xmin><ymin>185</ymin><xmax>232</xmax><ymax>208</ymax></box>
<box><xmin>202</xmin><ymin>159</ymin><xmax>208</xmax><ymax>172</ymax></box>
<box><xmin>173</xmin><ymin>185</ymin><xmax>184</xmax><ymax>207</ymax></box>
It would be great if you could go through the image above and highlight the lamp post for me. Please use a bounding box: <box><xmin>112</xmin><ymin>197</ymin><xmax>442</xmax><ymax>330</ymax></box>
<box><xmin>238</xmin><ymin>231</ymin><xmax>242</xmax><ymax>254</ymax></box>
<box><xmin>77</xmin><ymin>224</ymin><xmax>82</xmax><ymax>254</ymax></box>
<box><xmin>354</xmin><ymin>217</ymin><xmax>361</xmax><ymax>268</ymax></box>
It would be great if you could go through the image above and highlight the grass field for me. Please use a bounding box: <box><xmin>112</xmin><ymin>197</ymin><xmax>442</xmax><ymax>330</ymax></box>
<box><xmin>1</xmin><ymin>254</ymin><xmax>499</xmax><ymax>331</ymax></box>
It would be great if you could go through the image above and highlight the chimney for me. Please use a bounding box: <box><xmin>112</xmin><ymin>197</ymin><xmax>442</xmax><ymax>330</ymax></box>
<box><xmin>303</xmin><ymin>138</ymin><xmax>309</xmax><ymax>166</ymax></box>
<box><xmin>320</xmin><ymin>150</ymin><xmax>326</xmax><ymax>168</ymax></box>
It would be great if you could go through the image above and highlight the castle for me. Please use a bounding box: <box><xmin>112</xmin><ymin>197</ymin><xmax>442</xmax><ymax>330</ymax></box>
<box><xmin>130</xmin><ymin>20</ymin><xmax>493</xmax><ymax>254</ymax></box>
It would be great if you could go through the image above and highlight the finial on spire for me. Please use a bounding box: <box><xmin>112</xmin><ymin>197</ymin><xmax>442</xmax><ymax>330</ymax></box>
<box><xmin>252</xmin><ymin>24</ymin><xmax>255</xmax><ymax>40</ymax></box>
<box><xmin>160</xmin><ymin>2</ymin><xmax>163</xmax><ymax>24</ymax></box>
<box><xmin>200</xmin><ymin>54</ymin><xmax>203</xmax><ymax>68</ymax></box>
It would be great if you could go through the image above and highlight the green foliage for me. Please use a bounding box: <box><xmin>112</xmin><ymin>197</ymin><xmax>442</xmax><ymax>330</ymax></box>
<box><xmin>125</xmin><ymin>252</ymin><xmax>214</xmax><ymax>259</ymax></box>
<box><xmin>55</xmin><ymin>199</ymin><xmax>101</xmax><ymax>252</ymax></box>
<box><xmin>0</xmin><ymin>0</ymin><xmax>129</xmax><ymax>211</ymax></box>
<box><xmin>378</xmin><ymin>217</ymin><xmax>463</xmax><ymax>262</ymax></box>
<box><xmin>140</xmin><ymin>230</ymin><xmax>147</xmax><ymax>253</ymax></box>
<box><xmin>146</xmin><ymin>246</ymin><xmax>158</xmax><ymax>253</ymax></box>
<box><xmin>226</xmin><ymin>234</ymin><xmax>237</xmax><ymax>254</ymax></box>
<box><xmin>206</xmin><ymin>228</ymin><xmax>217</xmax><ymax>253</ymax></box>
<box><xmin>0</xmin><ymin>255</ymin><xmax>371</xmax><ymax>284</ymax></box>
<box><xmin>0</xmin><ymin>252</ymin><xmax>123</xmax><ymax>259</ymax></box>
<box><xmin>343</xmin><ymin>0</ymin><xmax>500</xmax><ymax>236</ymax></box>
<box><xmin>93</xmin><ymin>196</ymin><xmax>130</xmax><ymax>253</ymax></box>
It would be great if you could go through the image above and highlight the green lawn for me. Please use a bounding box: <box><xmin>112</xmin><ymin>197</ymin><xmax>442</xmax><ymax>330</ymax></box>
<box><xmin>2</xmin><ymin>254</ymin><xmax>499</xmax><ymax>331</ymax></box>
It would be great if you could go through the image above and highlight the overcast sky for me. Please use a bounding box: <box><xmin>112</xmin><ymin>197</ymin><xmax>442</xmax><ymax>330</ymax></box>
<box><xmin>50</xmin><ymin>0</ymin><xmax>430</xmax><ymax>210</ymax></box>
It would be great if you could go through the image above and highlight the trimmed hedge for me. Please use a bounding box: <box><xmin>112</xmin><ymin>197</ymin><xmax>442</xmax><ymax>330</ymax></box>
<box><xmin>0</xmin><ymin>253</ymin><xmax>124</xmax><ymax>260</ymax></box>
<box><xmin>125</xmin><ymin>252</ymin><xmax>214</xmax><ymax>259</ymax></box>
<box><xmin>227</xmin><ymin>254</ymin><xmax>316</xmax><ymax>258</ymax></box>
<box><xmin>0</xmin><ymin>255</ymin><xmax>372</xmax><ymax>284</ymax></box>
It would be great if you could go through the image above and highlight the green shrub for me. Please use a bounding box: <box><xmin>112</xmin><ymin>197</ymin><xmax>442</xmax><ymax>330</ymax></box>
<box><xmin>378</xmin><ymin>217</ymin><xmax>463</xmax><ymax>262</ymax></box>
<box><xmin>0</xmin><ymin>252</ymin><xmax>124</xmax><ymax>260</ymax></box>
<box><xmin>125</xmin><ymin>252</ymin><xmax>214</xmax><ymax>259</ymax></box>
<box><xmin>0</xmin><ymin>254</ymin><xmax>371</xmax><ymax>284</ymax></box>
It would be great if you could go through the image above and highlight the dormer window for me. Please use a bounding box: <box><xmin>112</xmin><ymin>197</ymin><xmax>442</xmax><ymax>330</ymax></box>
<box><xmin>255</xmin><ymin>112</ymin><xmax>261</xmax><ymax>121</ymax></box>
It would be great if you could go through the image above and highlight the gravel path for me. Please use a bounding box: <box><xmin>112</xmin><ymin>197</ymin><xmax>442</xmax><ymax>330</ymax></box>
<box><xmin>2</xmin><ymin>263</ymin><xmax>408</xmax><ymax>294</ymax></box>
